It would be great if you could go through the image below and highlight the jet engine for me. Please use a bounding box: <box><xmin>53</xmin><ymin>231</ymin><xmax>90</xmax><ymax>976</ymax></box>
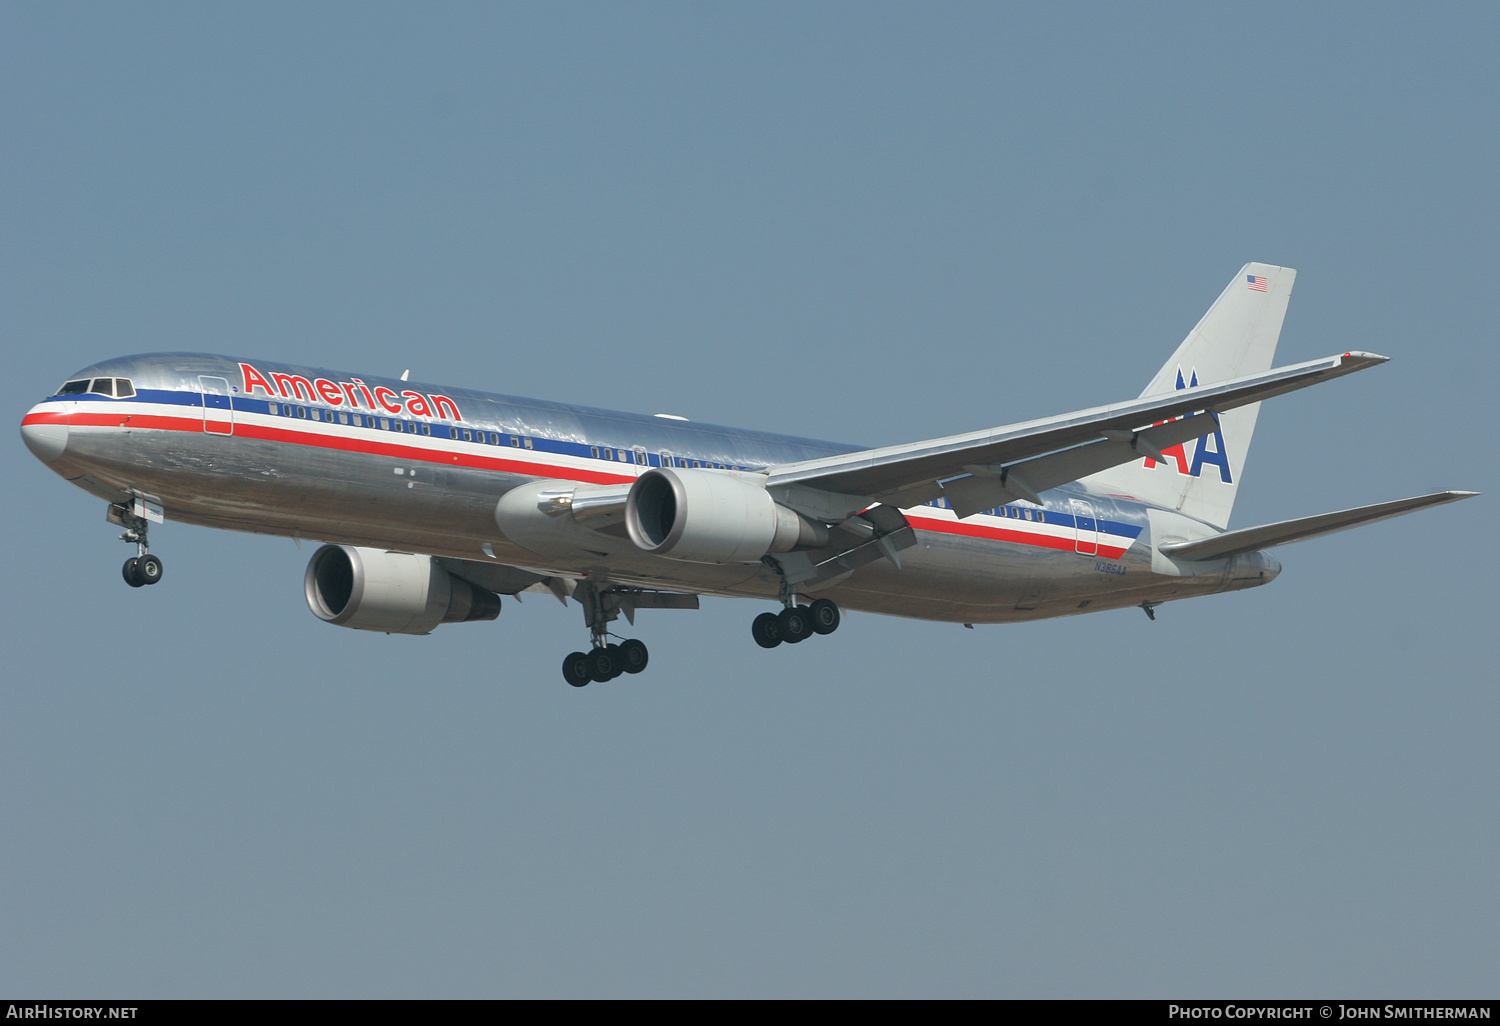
<box><xmin>625</xmin><ymin>468</ymin><xmax>828</xmax><ymax>564</ymax></box>
<box><xmin>304</xmin><ymin>544</ymin><xmax>501</xmax><ymax>635</ymax></box>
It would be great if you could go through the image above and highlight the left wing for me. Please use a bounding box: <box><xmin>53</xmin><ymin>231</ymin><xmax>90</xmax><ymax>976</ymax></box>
<box><xmin>765</xmin><ymin>351</ymin><xmax>1386</xmax><ymax>520</ymax></box>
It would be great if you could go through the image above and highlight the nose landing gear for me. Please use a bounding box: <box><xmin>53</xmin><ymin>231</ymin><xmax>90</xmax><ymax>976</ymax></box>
<box><xmin>110</xmin><ymin>502</ymin><xmax>164</xmax><ymax>588</ymax></box>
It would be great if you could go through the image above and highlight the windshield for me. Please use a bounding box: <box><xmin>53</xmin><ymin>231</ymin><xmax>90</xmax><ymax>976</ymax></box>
<box><xmin>53</xmin><ymin>377</ymin><xmax>135</xmax><ymax>397</ymax></box>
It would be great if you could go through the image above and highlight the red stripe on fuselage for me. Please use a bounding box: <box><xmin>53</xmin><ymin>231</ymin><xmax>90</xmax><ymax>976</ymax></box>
<box><xmin>905</xmin><ymin>513</ymin><xmax>1131</xmax><ymax>559</ymax></box>
<box><xmin>25</xmin><ymin>408</ymin><xmax>634</xmax><ymax>485</ymax></box>
<box><xmin>23</xmin><ymin>406</ymin><xmax>1135</xmax><ymax>556</ymax></box>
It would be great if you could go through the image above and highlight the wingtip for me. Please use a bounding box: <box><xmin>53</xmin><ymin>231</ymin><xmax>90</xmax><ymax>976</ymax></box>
<box><xmin>1339</xmin><ymin>350</ymin><xmax>1390</xmax><ymax>365</ymax></box>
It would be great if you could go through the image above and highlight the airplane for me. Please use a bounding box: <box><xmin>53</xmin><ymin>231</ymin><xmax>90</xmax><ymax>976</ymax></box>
<box><xmin>19</xmin><ymin>263</ymin><xmax>1476</xmax><ymax>686</ymax></box>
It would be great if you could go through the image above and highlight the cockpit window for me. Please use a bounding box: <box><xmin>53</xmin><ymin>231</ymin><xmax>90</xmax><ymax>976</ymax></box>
<box><xmin>52</xmin><ymin>377</ymin><xmax>136</xmax><ymax>397</ymax></box>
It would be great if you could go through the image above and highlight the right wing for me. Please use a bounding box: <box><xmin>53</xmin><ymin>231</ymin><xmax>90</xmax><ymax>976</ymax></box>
<box><xmin>765</xmin><ymin>351</ymin><xmax>1388</xmax><ymax>520</ymax></box>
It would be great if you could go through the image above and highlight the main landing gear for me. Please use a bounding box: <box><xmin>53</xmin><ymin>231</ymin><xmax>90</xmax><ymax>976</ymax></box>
<box><xmin>111</xmin><ymin>503</ymin><xmax>164</xmax><ymax>588</ymax></box>
<box><xmin>752</xmin><ymin>590</ymin><xmax>842</xmax><ymax>649</ymax></box>
<box><xmin>562</xmin><ymin>638</ymin><xmax>648</xmax><ymax>687</ymax></box>
<box><xmin>561</xmin><ymin>580</ymin><xmax>650</xmax><ymax>687</ymax></box>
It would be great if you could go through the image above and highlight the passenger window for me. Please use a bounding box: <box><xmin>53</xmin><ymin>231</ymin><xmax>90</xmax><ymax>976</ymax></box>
<box><xmin>268</xmin><ymin>403</ymin><xmax>280</xmax><ymax>415</ymax></box>
<box><xmin>523</xmin><ymin>437</ymin><xmax>533</xmax><ymax>449</ymax></box>
<box><xmin>91</xmin><ymin>378</ymin><xmax>116</xmax><ymax>397</ymax></box>
<box><xmin>590</xmin><ymin>446</ymin><xmax>599</xmax><ymax>458</ymax></box>
<box><xmin>297</xmin><ymin>407</ymin><xmax>307</xmax><ymax>419</ymax></box>
<box><xmin>421</xmin><ymin>424</ymin><xmax>431</xmax><ymax>436</ymax></box>
<box><xmin>511</xmin><ymin>435</ymin><xmax>521</xmax><ymax>447</ymax></box>
<box><xmin>114</xmin><ymin>379</ymin><xmax>135</xmax><ymax>398</ymax></box>
<box><xmin>55</xmin><ymin>380</ymin><xmax>91</xmax><ymax>396</ymax></box>
<box><xmin>603</xmin><ymin>448</ymin><xmax>613</xmax><ymax>460</ymax></box>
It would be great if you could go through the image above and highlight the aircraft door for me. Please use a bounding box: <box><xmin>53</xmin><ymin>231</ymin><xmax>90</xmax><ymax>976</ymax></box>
<box><xmin>199</xmin><ymin>375</ymin><xmax>235</xmax><ymax>435</ymax></box>
<box><xmin>1071</xmin><ymin>498</ymin><xmax>1098</xmax><ymax>556</ymax></box>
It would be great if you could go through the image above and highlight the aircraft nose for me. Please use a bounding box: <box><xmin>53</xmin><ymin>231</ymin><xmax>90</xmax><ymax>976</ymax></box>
<box><xmin>20</xmin><ymin>409</ymin><xmax>68</xmax><ymax>464</ymax></box>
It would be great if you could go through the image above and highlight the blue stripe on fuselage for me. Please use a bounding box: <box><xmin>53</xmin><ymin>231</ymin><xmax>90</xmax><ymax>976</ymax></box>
<box><xmin>41</xmin><ymin>387</ymin><xmax>1145</xmax><ymax>540</ymax></box>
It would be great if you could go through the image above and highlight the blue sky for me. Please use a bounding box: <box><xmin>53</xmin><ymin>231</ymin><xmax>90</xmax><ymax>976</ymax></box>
<box><xmin>3</xmin><ymin>2</ymin><xmax>1495</xmax><ymax>997</ymax></box>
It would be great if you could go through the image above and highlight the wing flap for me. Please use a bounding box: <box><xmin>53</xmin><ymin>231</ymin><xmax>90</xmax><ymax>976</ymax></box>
<box><xmin>941</xmin><ymin>411</ymin><xmax>1223</xmax><ymax>517</ymax></box>
<box><xmin>1158</xmin><ymin>491</ymin><xmax>1478</xmax><ymax>561</ymax></box>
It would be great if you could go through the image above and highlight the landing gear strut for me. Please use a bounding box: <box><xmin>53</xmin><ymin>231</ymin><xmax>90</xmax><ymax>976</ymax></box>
<box><xmin>561</xmin><ymin>580</ymin><xmax>650</xmax><ymax>687</ymax></box>
<box><xmin>111</xmin><ymin>503</ymin><xmax>164</xmax><ymax>588</ymax></box>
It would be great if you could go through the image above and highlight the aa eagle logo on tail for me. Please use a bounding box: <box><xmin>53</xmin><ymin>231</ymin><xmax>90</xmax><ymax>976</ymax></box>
<box><xmin>1141</xmin><ymin>368</ymin><xmax>1233</xmax><ymax>483</ymax></box>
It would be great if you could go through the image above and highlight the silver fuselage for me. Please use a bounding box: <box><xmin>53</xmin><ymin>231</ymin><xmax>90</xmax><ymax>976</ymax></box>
<box><xmin>21</xmin><ymin>353</ymin><xmax>1280</xmax><ymax>622</ymax></box>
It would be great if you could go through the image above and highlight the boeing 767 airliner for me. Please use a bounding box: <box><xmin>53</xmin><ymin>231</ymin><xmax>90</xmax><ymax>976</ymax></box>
<box><xmin>20</xmin><ymin>264</ymin><xmax>1475</xmax><ymax>685</ymax></box>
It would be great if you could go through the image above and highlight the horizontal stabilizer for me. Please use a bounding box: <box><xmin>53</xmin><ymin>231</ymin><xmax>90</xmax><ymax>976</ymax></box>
<box><xmin>1158</xmin><ymin>491</ymin><xmax>1478</xmax><ymax>561</ymax></box>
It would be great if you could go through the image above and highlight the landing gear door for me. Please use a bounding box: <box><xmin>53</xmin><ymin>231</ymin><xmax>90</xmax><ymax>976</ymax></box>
<box><xmin>199</xmin><ymin>375</ymin><xmax>234</xmax><ymax>435</ymax></box>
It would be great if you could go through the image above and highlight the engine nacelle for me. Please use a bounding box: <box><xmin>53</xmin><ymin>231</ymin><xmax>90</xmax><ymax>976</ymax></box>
<box><xmin>625</xmin><ymin>468</ymin><xmax>827</xmax><ymax>564</ymax></box>
<box><xmin>304</xmin><ymin>544</ymin><xmax>501</xmax><ymax>635</ymax></box>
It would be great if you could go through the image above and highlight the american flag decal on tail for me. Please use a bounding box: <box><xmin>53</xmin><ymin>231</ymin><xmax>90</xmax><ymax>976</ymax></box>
<box><xmin>1247</xmin><ymin>275</ymin><xmax>1268</xmax><ymax>292</ymax></box>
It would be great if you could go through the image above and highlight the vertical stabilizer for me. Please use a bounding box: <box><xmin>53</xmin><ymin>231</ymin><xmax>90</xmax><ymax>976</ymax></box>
<box><xmin>1082</xmin><ymin>262</ymin><xmax>1296</xmax><ymax>529</ymax></box>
